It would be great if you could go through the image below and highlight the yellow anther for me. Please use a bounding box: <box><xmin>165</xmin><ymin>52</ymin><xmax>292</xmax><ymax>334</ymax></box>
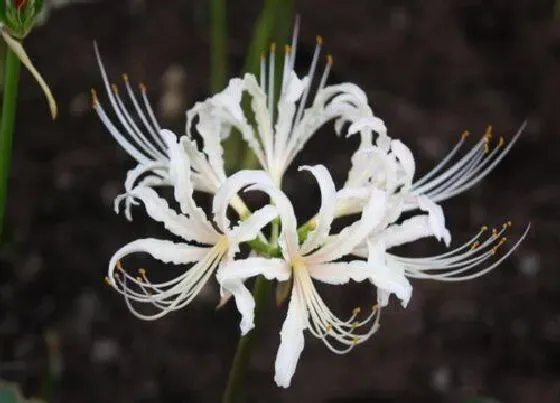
<box><xmin>104</xmin><ymin>276</ymin><xmax>112</xmax><ymax>286</ymax></box>
<box><xmin>352</xmin><ymin>307</ymin><xmax>361</xmax><ymax>316</ymax></box>
<box><xmin>325</xmin><ymin>323</ymin><xmax>333</xmax><ymax>332</ymax></box>
<box><xmin>122</xmin><ymin>73</ymin><xmax>129</xmax><ymax>81</ymax></box>
<box><xmin>481</xmin><ymin>225</ymin><xmax>488</xmax><ymax>232</ymax></box>
<box><xmin>270</xmin><ymin>42</ymin><xmax>276</xmax><ymax>52</ymax></box>
<box><xmin>90</xmin><ymin>88</ymin><xmax>98</xmax><ymax>107</ymax></box>
<box><xmin>284</xmin><ymin>44</ymin><xmax>290</xmax><ymax>54</ymax></box>
<box><xmin>111</xmin><ymin>83</ymin><xmax>119</xmax><ymax>93</ymax></box>
<box><xmin>136</xmin><ymin>276</ymin><xmax>142</xmax><ymax>282</ymax></box>
<box><xmin>507</xmin><ymin>221</ymin><xmax>512</xmax><ymax>227</ymax></box>
<box><xmin>498</xmin><ymin>136</ymin><xmax>505</xmax><ymax>147</ymax></box>
<box><xmin>492</xmin><ymin>228</ymin><xmax>499</xmax><ymax>238</ymax></box>
<box><xmin>139</xmin><ymin>82</ymin><xmax>147</xmax><ymax>92</ymax></box>
<box><xmin>352</xmin><ymin>335</ymin><xmax>359</xmax><ymax>345</ymax></box>
<box><xmin>461</xmin><ymin>130</ymin><xmax>470</xmax><ymax>139</ymax></box>
<box><xmin>502</xmin><ymin>222</ymin><xmax>509</xmax><ymax>230</ymax></box>
<box><xmin>351</xmin><ymin>321</ymin><xmax>359</xmax><ymax>329</ymax></box>
<box><xmin>484</xmin><ymin>125</ymin><xmax>493</xmax><ymax>139</ymax></box>
<box><xmin>326</xmin><ymin>54</ymin><xmax>333</xmax><ymax>65</ymax></box>
<box><xmin>316</xmin><ymin>35</ymin><xmax>323</xmax><ymax>45</ymax></box>
<box><xmin>484</xmin><ymin>143</ymin><xmax>490</xmax><ymax>154</ymax></box>
<box><xmin>371</xmin><ymin>304</ymin><xmax>379</xmax><ymax>312</ymax></box>
<box><xmin>138</xmin><ymin>268</ymin><xmax>146</xmax><ymax>276</ymax></box>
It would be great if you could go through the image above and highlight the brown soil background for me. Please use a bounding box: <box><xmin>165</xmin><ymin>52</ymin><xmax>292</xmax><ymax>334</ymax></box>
<box><xmin>1</xmin><ymin>0</ymin><xmax>559</xmax><ymax>402</ymax></box>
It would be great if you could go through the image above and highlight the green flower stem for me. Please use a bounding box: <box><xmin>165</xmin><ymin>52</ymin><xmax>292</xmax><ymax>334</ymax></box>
<box><xmin>0</xmin><ymin>44</ymin><xmax>21</xmax><ymax>242</ymax></box>
<box><xmin>222</xmin><ymin>275</ymin><xmax>272</xmax><ymax>403</ymax></box>
<box><xmin>210</xmin><ymin>0</ymin><xmax>227</xmax><ymax>93</ymax></box>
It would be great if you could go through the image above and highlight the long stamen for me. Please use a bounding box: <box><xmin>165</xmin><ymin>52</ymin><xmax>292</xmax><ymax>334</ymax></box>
<box><xmin>391</xmin><ymin>222</ymin><xmax>530</xmax><ymax>281</ymax></box>
<box><xmin>294</xmin><ymin>35</ymin><xmax>322</xmax><ymax>126</ymax></box>
<box><xmin>259</xmin><ymin>51</ymin><xmax>266</xmax><ymax>91</ymax></box>
<box><xmin>318</xmin><ymin>54</ymin><xmax>333</xmax><ymax>92</ymax></box>
<box><xmin>268</xmin><ymin>42</ymin><xmax>276</xmax><ymax>127</ymax></box>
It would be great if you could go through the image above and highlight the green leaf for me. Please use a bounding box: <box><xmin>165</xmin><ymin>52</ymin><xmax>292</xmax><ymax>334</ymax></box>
<box><xmin>0</xmin><ymin>381</ymin><xmax>44</xmax><ymax>403</ymax></box>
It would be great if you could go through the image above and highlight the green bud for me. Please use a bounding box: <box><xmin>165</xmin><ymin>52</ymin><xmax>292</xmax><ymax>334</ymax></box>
<box><xmin>0</xmin><ymin>0</ymin><xmax>44</xmax><ymax>39</ymax></box>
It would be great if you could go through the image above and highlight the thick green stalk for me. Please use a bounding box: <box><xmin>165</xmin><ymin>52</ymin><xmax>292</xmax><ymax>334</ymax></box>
<box><xmin>222</xmin><ymin>276</ymin><xmax>272</xmax><ymax>403</ymax></box>
<box><xmin>210</xmin><ymin>0</ymin><xmax>227</xmax><ymax>93</ymax></box>
<box><xmin>0</xmin><ymin>45</ymin><xmax>21</xmax><ymax>242</ymax></box>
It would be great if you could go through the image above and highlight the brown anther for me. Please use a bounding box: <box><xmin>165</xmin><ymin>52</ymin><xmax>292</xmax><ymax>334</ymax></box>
<box><xmin>122</xmin><ymin>73</ymin><xmax>129</xmax><ymax>81</ymax></box>
<box><xmin>111</xmin><ymin>83</ymin><xmax>119</xmax><ymax>93</ymax></box>
<box><xmin>116</xmin><ymin>260</ymin><xmax>123</xmax><ymax>271</ymax></box>
<box><xmin>352</xmin><ymin>307</ymin><xmax>361</xmax><ymax>315</ymax></box>
<box><xmin>371</xmin><ymin>304</ymin><xmax>379</xmax><ymax>312</ymax></box>
<box><xmin>270</xmin><ymin>42</ymin><xmax>276</xmax><ymax>52</ymax></box>
<box><xmin>484</xmin><ymin>144</ymin><xmax>490</xmax><ymax>154</ymax></box>
<box><xmin>461</xmin><ymin>130</ymin><xmax>470</xmax><ymax>139</ymax></box>
<box><xmin>326</xmin><ymin>54</ymin><xmax>333</xmax><ymax>65</ymax></box>
<box><xmin>316</xmin><ymin>35</ymin><xmax>323</xmax><ymax>45</ymax></box>
<box><xmin>470</xmin><ymin>240</ymin><xmax>480</xmax><ymax>250</ymax></box>
<box><xmin>139</xmin><ymin>82</ymin><xmax>147</xmax><ymax>92</ymax></box>
<box><xmin>90</xmin><ymin>88</ymin><xmax>98</xmax><ymax>106</ymax></box>
<box><xmin>326</xmin><ymin>323</ymin><xmax>333</xmax><ymax>332</ymax></box>
<box><xmin>498</xmin><ymin>136</ymin><xmax>505</xmax><ymax>147</ymax></box>
<box><xmin>138</xmin><ymin>268</ymin><xmax>146</xmax><ymax>276</ymax></box>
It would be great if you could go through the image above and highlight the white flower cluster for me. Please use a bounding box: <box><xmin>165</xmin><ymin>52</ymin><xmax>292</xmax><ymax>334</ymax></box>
<box><xmin>92</xmin><ymin>26</ymin><xmax>529</xmax><ymax>387</ymax></box>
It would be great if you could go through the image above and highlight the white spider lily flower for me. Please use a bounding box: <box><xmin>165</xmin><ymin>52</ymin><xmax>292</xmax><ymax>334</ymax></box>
<box><xmin>338</xmin><ymin>138</ymin><xmax>451</xmax><ymax>246</ymax></box>
<box><xmin>105</xmin><ymin>138</ymin><xmax>278</xmax><ymax>320</ymax></box>
<box><xmin>92</xmin><ymin>44</ymin><xmax>171</xmax><ymax>220</ymax></box>
<box><xmin>217</xmin><ymin>165</ymin><xmax>411</xmax><ymax>388</ymax></box>
<box><xmin>190</xmin><ymin>19</ymin><xmax>388</xmax><ymax>187</ymax></box>
<box><xmin>352</xmin><ymin>216</ymin><xmax>530</xmax><ymax>290</ymax></box>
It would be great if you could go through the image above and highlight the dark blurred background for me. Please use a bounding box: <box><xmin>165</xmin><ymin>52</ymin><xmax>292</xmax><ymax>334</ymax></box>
<box><xmin>0</xmin><ymin>0</ymin><xmax>558</xmax><ymax>402</ymax></box>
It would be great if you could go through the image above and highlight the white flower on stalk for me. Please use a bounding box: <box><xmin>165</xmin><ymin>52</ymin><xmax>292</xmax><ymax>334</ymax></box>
<box><xmin>337</xmin><ymin>137</ymin><xmax>451</xmax><ymax>246</ymax></box>
<box><xmin>217</xmin><ymin>165</ymin><xmax>411</xmax><ymax>388</ymax></box>
<box><xmin>105</xmin><ymin>132</ymin><xmax>278</xmax><ymax>319</ymax></box>
<box><xmin>189</xmin><ymin>18</ymin><xmax>388</xmax><ymax>187</ymax></box>
<box><xmin>92</xmin><ymin>44</ymin><xmax>251</xmax><ymax>219</ymax></box>
<box><xmin>92</xmin><ymin>43</ymin><xmax>171</xmax><ymax>220</ymax></box>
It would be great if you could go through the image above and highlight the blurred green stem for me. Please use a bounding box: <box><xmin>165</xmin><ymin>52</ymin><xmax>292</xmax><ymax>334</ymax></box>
<box><xmin>210</xmin><ymin>0</ymin><xmax>227</xmax><ymax>92</ymax></box>
<box><xmin>0</xmin><ymin>45</ymin><xmax>21</xmax><ymax>242</ymax></box>
<box><xmin>222</xmin><ymin>275</ymin><xmax>272</xmax><ymax>403</ymax></box>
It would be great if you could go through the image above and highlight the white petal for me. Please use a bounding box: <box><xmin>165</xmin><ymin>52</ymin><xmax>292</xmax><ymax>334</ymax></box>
<box><xmin>164</xmin><ymin>133</ymin><xmax>217</xmax><ymax>239</ymax></box>
<box><xmin>130</xmin><ymin>187</ymin><xmax>218</xmax><ymax>244</ymax></box>
<box><xmin>391</xmin><ymin>139</ymin><xmax>416</xmax><ymax>188</ymax></box>
<box><xmin>108</xmin><ymin>238</ymin><xmax>209</xmax><ymax>281</ymax></box>
<box><xmin>217</xmin><ymin>258</ymin><xmax>289</xmax><ymax>334</ymax></box>
<box><xmin>274</xmin><ymin>287</ymin><xmax>307</xmax><ymax>388</ymax></box>
<box><xmin>311</xmin><ymin>188</ymin><xmax>387</xmax><ymax>263</ymax></box>
<box><xmin>368</xmin><ymin>239</ymin><xmax>412</xmax><ymax>307</ymax></box>
<box><xmin>384</xmin><ymin>215</ymin><xmax>437</xmax><ymax>249</ymax></box>
<box><xmin>417</xmin><ymin>196</ymin><xmax>451</xmax><ymax>246</ymax></box>
<box><xmin>306</xmin><ymin>260</ymin><xmax>371</xmax><ymax>285</ymax></box>
<box><xmin>228</xmin><ymin>205</ymin><xmax>278</xmax><ymax>244</ymax></box>
<box><xmin>212</xmin><ymin>170</ymin><xmax>274</xmax><ymax>232</ymax></box>
<box><xmin>298</xmin><ymin>165</ymin><xmax>337</xmax><ymax>254</ymax></box>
